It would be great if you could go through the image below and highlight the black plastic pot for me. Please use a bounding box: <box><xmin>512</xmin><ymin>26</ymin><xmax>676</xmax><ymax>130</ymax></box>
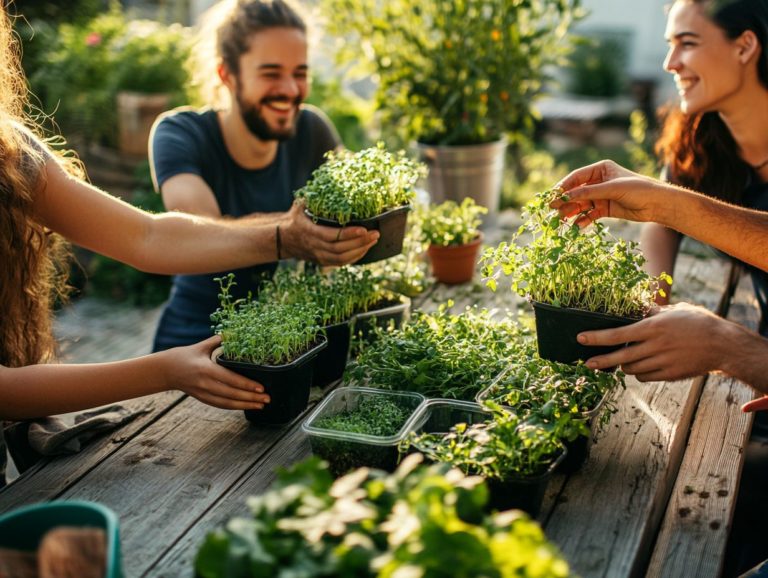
<box><xmin>306</xmin><ymin>205</ymin><xmax>411</xmax><ymax>265</ymax></box>
<box><xmin>214</xmin><ymin>338</ymin><xmax>327</xmax><ymax>425</ymax></box>
<box><xmin>312</xmin><ymin>320</ymin><xmax>352</xmax><ymax>388</ymax></box>
<box><xmin>351</xmin><ymin>293</ymin><xmax>411</xmax><ymax>344</ymax></box>
<box><xmin>485</xmin><ymin>450</ymin><xmax>566</xmax><ymax>517</ymax></box>
<box><xmin>531</xmin><ymin>300</ymin><xmax>641</xmax><ymax>365</ymax></box>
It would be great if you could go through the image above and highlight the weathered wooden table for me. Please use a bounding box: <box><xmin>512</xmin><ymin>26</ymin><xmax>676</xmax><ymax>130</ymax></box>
<box><xmin>0</xmin><ymin>227</ymin><xmax>759</xmax><ymax>578</ymax></box>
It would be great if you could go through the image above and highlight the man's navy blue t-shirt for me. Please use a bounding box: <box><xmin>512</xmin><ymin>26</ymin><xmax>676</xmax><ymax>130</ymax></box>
<box><xmin>150</xmin><ymin>105</ymin><xmax>340</xmax><ymax>351</ymax></box>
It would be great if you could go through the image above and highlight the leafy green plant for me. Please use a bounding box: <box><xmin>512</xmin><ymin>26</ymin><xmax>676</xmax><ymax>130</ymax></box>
<box><xmin>211</xmin><ymin>274</ymin><xmax>321</xmax><ymax>365</ymax></box>
<box><xmin>304</xmin><ymin>75</ymin><xmax>374</xmax><ymax>152</ymax></box>
<box><xmin>422</xmin><ymin>198</ymin><xmax>487</xmax><ymax>247</ymax></box>
<box><xmin>322</xmin><ymin>0</ymin><xmax>583</xmax><ymax>147</ymax></box>
<box><xmin>405</xmin><ymin>409</ymin><xmax>565</xmax><ymax>479</ymax></box>
<box><xmin>346</xmin><ymin>303</ymin><xmax>534</xmax><ymax>400</ymax></box>
<box><xmin>195</xmin><ymin>455</ymin><xmax>572</xmax><ymax>578</ymax></box>
<box><xmin>481</xmin><ymin>358</ymin><xmax>625</xmax><ymax>441</ymax></box>
<box><xmin>314</xmin><ymin>395</ymin><xmax>411</xmax><ymax>437</ymax></box>
<box><xmin>259</xmin><ymin>266</ymin><xmax>387</xmax><ymax>326</ymax></box>
<box><xmin>482</xmin><ymin>188</ymin><xmax>672</xmax><ymax>318</ymax></box>
<box><xmin>296</xmin><ymin>143</ymin><xmax>424</xmax><ymax>224</ymax></box>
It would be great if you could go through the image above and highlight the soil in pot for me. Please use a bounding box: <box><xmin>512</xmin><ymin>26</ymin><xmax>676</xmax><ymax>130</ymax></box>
<box><xmin>427</xmin><ymin>234</ymin><xmax>483</xmax><ymax>285</ymax></box>
<box><xmin>532</xmin><ymin>301</ymin><xmax>640</xmax><ymax>365</ymax></box>
<box><xmin>307</xmin><ymin>205</ymin><xmax>410</xmax><ymax>265</ymax></box>
<box><xmin>214</xmin><ymin>338</ymin><xmax>327</xmax><ymax>425</ymax></box>
<box><xmin>312</xmin><ymin>321</ymin><xmax>351</xmax><ymax>388</ymax></box>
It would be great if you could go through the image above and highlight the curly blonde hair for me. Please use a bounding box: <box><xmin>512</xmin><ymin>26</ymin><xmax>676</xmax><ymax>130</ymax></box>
<box><xmin>0</xmin><ymin>6</ymin><xmax>80</xmax><ymax>367</ymax></box>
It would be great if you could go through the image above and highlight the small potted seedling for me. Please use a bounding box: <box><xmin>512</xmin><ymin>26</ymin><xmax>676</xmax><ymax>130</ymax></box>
<box><xmin>302</xmin><ymin>387</ymin><xmax>424</xmax><ymax>476</ymax></box>
<box><xmin>296</xmin><ymin>143</ymin><xmax>426</xmax><ymax>264</ymax></box>
<box><xmin>345</xmin><ymin>302</ymin><xmax>533</xmax><ymax>401</ymax></box>
<box><xmin>481</xmin><ymin>187</ymin><xmax>672</xmax><ymax>364</ymax></box>
<box><xmin>477</xmin><ymin>357</ymin><xmax>625</xmax><ymax>473</ymax></box>
<box><xmin>422</xmin><ymin>197</ymin><xmax>487</xmax><ymax>284</ymax></box>
<box><xmin>403</xmin><ymin>402</ymin><xmax>566</xmax><ymax>516</ymax></box>
<box><xmin>260</xmin><ymin>267</ymin><xmax>410</xmax><ymax>387</ymax></box>
<box><xmin>211</xmin><ymin>274</ymin><xmax>326</xmax><ymax>425</ymax></box>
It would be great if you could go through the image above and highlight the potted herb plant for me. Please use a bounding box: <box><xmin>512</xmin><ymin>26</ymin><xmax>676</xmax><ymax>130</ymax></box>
<box><xmin>423</xmin><ymin>197</ymin><xmax>487</xmax><ymax>284</ymax></box>
<box><xmin>296</xmin><ymin>143</ymin><xmax>425</xmax><ymax>264</ymax></box>
<box><xmin>482</xmin><ymin>188</ymin><xmax>673</xmax><ymax>364</ymax></box>
<box><xmin>210</xmin><ymin>274</ymin><xmax>326</xmax><ymax>425</ymax></box>
<box><xmin>195</xmin><ymin>455</ymin><xmax>572</xmax><ymax>578</ymax></box>
<box><xmin>302</xmin><ymin>387</ymin><xmax>424</xmax><ymax>476</ymax></box>
<box><xmin>477</xmin><ymin>358</ymin><xmax>625</xmax><ymax>472</ymax></box>
<box><xmin>321</xmin><ymin>0</ymin><xmax>582</xmax><ymax>222</ymax></box>
<box><xmin>259</xmin><ymin>267</ymin><xmax>410</xmax><ymax>387</ymax></box>
<box><xmin>403</xmin><ymin>403</ymin><xmax>566</xmax><ymax>516</ymax></box>
<box><xmin>345</xmin><ymin>303</ymin><xmax>533</xmax><ymax>400</ymax></box>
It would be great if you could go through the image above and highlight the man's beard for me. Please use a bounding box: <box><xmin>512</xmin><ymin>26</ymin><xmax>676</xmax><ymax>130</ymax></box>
<box><xmin>236</xmin><ymin>86</ymin><xmax>301</xmax><ymax>141</ymax></box>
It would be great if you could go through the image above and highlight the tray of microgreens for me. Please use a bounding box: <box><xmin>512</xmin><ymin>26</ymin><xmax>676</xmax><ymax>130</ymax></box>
<box><xmin>344</xmin><ymin>302</ymin><xmax>534</xmax><ymax>400</ymax></box>
<box><xmin>210</xmin><ymin>274</ymin><xmax>326</xmax><ymax>424</ymax></box>
<box><xmin>302</xmin><ymin>387</ymin><xmax>424</xmax><ymax>476</ymax></box>
<box><xmin>401</xmin><ymin>402</ymin><xmax>566</xmax><ymax>516</ymax></box>
<box><xmin>481</xmin><ymin>187</ymin><xmax>672</xmax><ymax>364</ymax></box>
<box><xmin>296</xmin><ymin>142</ymin><xmax>426</xmax><ymax>264</ymax></box>
<box><xmin>259</xmin><ymin>266</ymin><xmax>409</xmax><ymax>386</ymax></box>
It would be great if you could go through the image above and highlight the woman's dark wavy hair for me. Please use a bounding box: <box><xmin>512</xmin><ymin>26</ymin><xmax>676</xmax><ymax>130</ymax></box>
<box><xmin>656</xmin><ymin>0</ymin><xmax>768</xmax><ymax>202</ymax></box>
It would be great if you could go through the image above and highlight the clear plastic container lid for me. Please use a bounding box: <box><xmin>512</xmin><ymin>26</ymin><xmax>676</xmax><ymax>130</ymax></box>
<box><xmin>302</xmin><ymin>387</ymin><xmax>426</xmax><ymax>446</ymax></box>
<box><xmin>406</xmin><ymin>398</ymin><xmax>493</xmax><ymax>436</ymax></box>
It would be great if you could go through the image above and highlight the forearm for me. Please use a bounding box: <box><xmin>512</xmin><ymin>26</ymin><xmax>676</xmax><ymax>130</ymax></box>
<box><xmin>658</xmin><ymin>189</ymin><xmax>768</xmax><ymax>272</ymax></box>
<box><xmin>0</xmin><ymin>354</ymin><xmax>174</xmax><ymax>421</ymax></box>
<box><xmin>137</xmin><ymin>212</ymin><xmax>280</xmax><ymax>274</ymax></box>
<box><xmin>717</xmin><ymin>321</ymin><xmax>768</xmax><ymax>393</ymax></box>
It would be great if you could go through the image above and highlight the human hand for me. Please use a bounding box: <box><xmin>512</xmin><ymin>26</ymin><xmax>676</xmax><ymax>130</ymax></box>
<box><xmin>161</xmin><ymin>335</ymin><xmax>271</xmax><ymax>410</ymax></box>
<box><xmin>742</xmin><ymin>396</ymin><xmax>768</xmax><ymax>412</ymax></box>
<box><xmin>281</xmin><ymin>201</ymin><xmax>379</xmax><ymax>265</ymax></box>
<box><xmin>550</xmin><ymin>160</ymin><xmax>667</xmax><ymax>227</ymax></box>
<box><xmin>576</xmin><ymin>303</ymin><xmax>731</xmax><ymax>381</ymax></box>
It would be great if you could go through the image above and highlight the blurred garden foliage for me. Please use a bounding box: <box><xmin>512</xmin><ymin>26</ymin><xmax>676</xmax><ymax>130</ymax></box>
<box><xmin>19</xmin><ymin>4</ymin><xmax>192</xmax><ymax>147</ymax></box>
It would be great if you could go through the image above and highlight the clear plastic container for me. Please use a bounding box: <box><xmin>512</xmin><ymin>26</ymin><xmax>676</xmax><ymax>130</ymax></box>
<box><xmin>476</xmin><ymin>365</ymin><xmax>610</xmax><ymax>473</ymax></box>
<box><xmin>406</xmin><ymin>398</ymin><xmax>564</xmax><ymax>516</ymax></box>
<box><xmin>302</xmin><ymin>387</ymin><xmax>425</xmax><ymax>476</ymax></box>
<box><xmin>407</xmin><ymin>398</ymin><xmax>492</xmax><ymax>436</ymax></box>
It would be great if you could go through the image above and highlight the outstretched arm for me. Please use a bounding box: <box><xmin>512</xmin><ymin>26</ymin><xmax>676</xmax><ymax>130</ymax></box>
<box><xmin>552</xmin><ymin>160</ymin><xmax>768</xmax><ymax>272</ymax></box>
<box><xmin>0</xmin><ymin>336</ymin><xmax>270</xmax><ymax>421</ymax></box>
<box><xmin>159</xmin><ymin>172</ymin><xmax>379</xmax><ymax>266</ymax></box>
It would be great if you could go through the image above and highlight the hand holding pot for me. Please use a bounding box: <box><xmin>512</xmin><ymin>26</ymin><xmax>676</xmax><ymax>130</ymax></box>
<box><xmin>162</xmin><ymin>335</ymin><xmax>271</xmax><ymax>410</ymax></box>
<box><xmin>281</xmin><ymin>201</ymin><xmax>379</xmax><ymax>265</ymax></box>
<box><xmin>577</xmin><ymin>303</ymin><xmax>734</xmax><ymax>381</ymax></box>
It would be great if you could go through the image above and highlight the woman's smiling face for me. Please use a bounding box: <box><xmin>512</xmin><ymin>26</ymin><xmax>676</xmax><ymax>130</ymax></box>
<box><xmin>663</xmin><ymin>0</ymin><xmax>751</xmax><ymax>115</ymax></box>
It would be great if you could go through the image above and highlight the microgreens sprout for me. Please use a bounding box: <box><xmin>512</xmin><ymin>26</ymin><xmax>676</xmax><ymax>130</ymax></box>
<box><xmin>422</xmin><ymin>197</ymin><xmax>487</xmax><ymax>247</ymax></box>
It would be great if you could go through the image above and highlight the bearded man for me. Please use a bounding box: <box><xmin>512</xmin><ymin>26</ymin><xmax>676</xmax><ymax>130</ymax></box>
<box><xmin>149</xmin><ymin>0</ymin><xmax>378</xmax><ymax>351</ymax></box>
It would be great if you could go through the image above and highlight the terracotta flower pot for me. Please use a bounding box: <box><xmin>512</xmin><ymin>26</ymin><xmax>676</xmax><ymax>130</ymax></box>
<box><xmin>427</xmin><ymin>233</ymin><xmax>483</xmax><ymax>285</ymax></box>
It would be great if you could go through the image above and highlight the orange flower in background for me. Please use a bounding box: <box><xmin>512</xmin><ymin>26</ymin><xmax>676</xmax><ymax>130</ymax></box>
<box><xmin>500</xmin><ymin>91</ymin><xmax>509</xmax><ymax>101</ymax></box>
<box><xmin>480</xmin><ymin>93</ymin><xmax>488</xmax><ymax>104</ymax></box>
<box><xmin>491</xmin><ymin>30</ymin><xmax>501</xmax><ymax>42</ymax></box>
<box><xmin>445</xmin><ymin>40</ymin><xmax>453</xmax><ymax>49</ymax></box>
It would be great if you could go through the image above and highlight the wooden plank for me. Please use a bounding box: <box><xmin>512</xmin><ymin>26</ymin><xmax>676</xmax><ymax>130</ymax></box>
<box><xmin>144</xmin><ymin>423</ymin><xmax>311</xmax><ymax>577</ymax></box>
<box><xmin>0</xmin><ymin>391</ymin><xmax>183</xmax><ymax>511</ymax></box>
<box><xmin>645</xmin><ymin>276</ymin><xmax>759</xmax><ymax>578</ymax></box>
<box><xmin>49</xmin><ymin>396</ymin><xmax>316</xmax><ymax>577</ymax></box>
<box><xmin>543</xmin><ymin>373</ymin><xmax>704</xmax><ymax>578</ymax></box>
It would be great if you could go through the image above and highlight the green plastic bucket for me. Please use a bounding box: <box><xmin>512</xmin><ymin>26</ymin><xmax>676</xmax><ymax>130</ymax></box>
<box><xmin>0</xmin><ymin>500</ymin><xmax>122</xmax><ymax>578</ymax></box>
